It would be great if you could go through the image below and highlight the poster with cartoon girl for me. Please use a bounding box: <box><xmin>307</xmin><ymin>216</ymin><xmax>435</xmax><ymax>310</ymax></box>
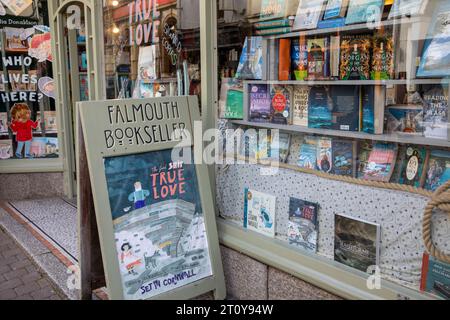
<box><xmin>9</xmin><ymin>103</ymin><xmax>39</xmax><ymax>159</ymax></box>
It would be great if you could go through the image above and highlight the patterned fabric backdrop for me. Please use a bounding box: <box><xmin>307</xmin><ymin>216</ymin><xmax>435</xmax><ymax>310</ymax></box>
<box><xmin>216</xmin><ymin>134</ymin><xmax>450</xmax><ymax>292</ymax></box>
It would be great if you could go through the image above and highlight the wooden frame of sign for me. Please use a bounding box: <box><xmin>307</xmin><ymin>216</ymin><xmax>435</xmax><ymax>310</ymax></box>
<box><xmin>76</xmin><ymin>96</ymin><xmax>226</xmax><ymax>300</ymax></box>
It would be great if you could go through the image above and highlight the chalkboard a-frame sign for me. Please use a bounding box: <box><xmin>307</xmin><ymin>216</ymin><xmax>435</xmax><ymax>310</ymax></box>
<box><xmin>77</xmin><ymin>96</ymin><xmax>226</xmax><ymax>300</ymax></box>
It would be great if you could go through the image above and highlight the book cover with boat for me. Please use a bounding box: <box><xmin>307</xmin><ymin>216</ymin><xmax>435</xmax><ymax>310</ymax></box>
<box><xmin>362</xmin><ymin>143</ymin><xmax>398</xmax><ymax>182</ymax></box>
<box><xmin>421</xmin><ymin>253</ymin><xmax>450</xmax><ymax>300</ymax></box>
<box><xmin>288</xmin><ymin>198</ymin><xmax>319</xmax><ymax>253</ymax></box>
<box><xmin>244</xmin><ymin>188</ymin><xmax>276</xmax><ymax>238</ymax></box>
<box><xmin>308</xmin><ymin>86</ymin><xmax>332</xmax><ymax>129</ymax></box>
<box><xmin>334</xmin><ymin>213</ymin><xmax>381</xmax><ymax>273</ymax></box>
<box><xmin>332</xmin><ymin>139</ymin><xmax>357</xmax><ymax>177</ymax></box>
<box><xmin>298</xmin><ymin>136</ymin><xmax>318</xmax><ymax>170</ymax></box>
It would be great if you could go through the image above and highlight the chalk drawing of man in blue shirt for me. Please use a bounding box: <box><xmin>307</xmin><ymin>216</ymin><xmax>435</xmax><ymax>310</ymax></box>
<box><xmin>128</xmin><ymin>182</ymin><xmax>150</xmax><ymax>210</ymax></box>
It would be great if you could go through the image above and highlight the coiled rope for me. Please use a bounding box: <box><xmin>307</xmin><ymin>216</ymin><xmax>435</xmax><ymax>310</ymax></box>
<box><xmin>423</xmin><ymin>181</ymin><xmax>450</xmax><ymax>264</ymax></box>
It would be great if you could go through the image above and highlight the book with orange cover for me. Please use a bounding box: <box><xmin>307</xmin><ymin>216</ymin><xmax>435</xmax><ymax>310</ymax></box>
<box><xmin>278</xmin><ymin>39</ymin><xmax>291</xmax><ymax>81</ymax></box>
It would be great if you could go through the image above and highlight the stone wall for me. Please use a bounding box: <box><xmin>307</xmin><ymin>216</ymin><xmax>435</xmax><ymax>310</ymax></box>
<box><xmin>220</xmin><ymin>246</ymin><xmax>342</xmax><ymax>300</ymax></box>
<box><xmin>0</xmin><ymin>173</ymin><xmax>64</xmax><ymax>200</ymax></box>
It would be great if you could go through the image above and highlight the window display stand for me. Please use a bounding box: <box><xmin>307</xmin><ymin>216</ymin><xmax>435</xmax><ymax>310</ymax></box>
<box><xmin>208</xmin><ymin>1</ymin><xmax>450</xmax><ymax>300</ymax></box>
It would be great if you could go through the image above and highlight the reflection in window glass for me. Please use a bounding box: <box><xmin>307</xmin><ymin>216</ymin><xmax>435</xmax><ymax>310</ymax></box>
<box><xmin>102</xmin><ymin>0</ymin><xmax>201</xmax><ymax>104</ymax></box>
<box><xmin>216</xmin><ymin>0</ymin><xmax>450</xmax><ymax>299</ymax></box>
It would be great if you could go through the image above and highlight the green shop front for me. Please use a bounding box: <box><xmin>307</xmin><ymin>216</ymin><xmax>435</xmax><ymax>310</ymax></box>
<box><xmin>1</xmin><ymin>0</ymin><xmax>450</xmax><ymax>300</ymax></box>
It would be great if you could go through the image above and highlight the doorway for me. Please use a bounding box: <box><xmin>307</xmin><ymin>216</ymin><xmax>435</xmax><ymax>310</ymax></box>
<box><xmin>48</xmin><ymin>0</ymin><xmax>105</xmax><ymax>198</ymax></box>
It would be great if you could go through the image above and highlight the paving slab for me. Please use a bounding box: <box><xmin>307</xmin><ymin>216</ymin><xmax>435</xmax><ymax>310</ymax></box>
<box><xmin>0</xmin><ymin>226</ymin><xmax>67</xmax><ymax>301</ymax></box>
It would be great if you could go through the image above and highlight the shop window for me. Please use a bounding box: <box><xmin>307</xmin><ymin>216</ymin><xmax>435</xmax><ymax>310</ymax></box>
<box><xmin>102</xmin><ymin>0</ymin><xmax>201</xmax><ymax>102</ymax></box>
<box><xmin>0</xmin><ymin>0</ymin><xmax>58</xmax><ymax>161</ymax></box>
<box><xmin>216</xmin><ymin>0</ymin><xmax>450</xmax><ymax>299</ymax></box>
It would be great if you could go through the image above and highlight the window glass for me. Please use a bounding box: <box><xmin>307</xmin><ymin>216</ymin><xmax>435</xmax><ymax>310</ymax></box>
<box><xmin>0</xmin><ymin>0</ymin><xmax>58</xmax><ymax>161</ymax></box>
<box><xmin>102</xmin><ymin>0</ymin><xmax>201</xmax><ymax>103</ymax></box>
<box><xmin>216</xmin><ymin>0</ymin><xmax>450</xmax><ymax>299</ymax></box>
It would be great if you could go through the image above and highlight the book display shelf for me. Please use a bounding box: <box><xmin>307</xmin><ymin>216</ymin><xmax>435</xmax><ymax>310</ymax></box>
<box><xmin>217</xmin><ymin>0</ymin><xmax>450</xmax><ymax>300</ymax></box>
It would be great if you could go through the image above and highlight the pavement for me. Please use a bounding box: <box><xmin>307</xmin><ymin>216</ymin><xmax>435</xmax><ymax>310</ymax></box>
<box><xmin>0</xmin><ymin>226</ymin><xmax>67</xmax><ymax>300</ymax></box>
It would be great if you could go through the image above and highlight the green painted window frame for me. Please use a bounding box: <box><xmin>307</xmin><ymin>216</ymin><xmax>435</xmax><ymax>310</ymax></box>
<box><xmin>199</xmin><ymin>0</ymin><xmax>441</xmax><ymax>301</ymax></box>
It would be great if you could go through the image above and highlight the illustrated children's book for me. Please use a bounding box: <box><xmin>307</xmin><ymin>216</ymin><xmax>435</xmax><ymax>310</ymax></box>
<box><xmin>298</xmin><ymin>136</ymin><xmax>318</xmax><ymax>170</ymax></box>
<box><xmin>27</xmin><ymin>70</ymin><xmax>37</xmax><ymax>91</ymax></box>
<box><xmin>417</xmin><ymin>1</ymin><xmax>450</xmax><ymax>78</ymax></box>
<box><xmin>44</xmin><ymin>111</ymin><xmax>57</xmax><ymax>132</ymax></box>
<box><xmin>422</xmin><ymin>85</ymin><xmax>449</xmax><ymax>140</ymax></box>
<box><xmin>424</xmin><ymin>150</ymin><xmax>450</xmax><ymax>192</ymax></box>
<box><xmin>241</xmin><ymin>130</ymin><xmax>291</xmax><ymax>163</ymax></box>
<box><xmin>30</xmin><ymin>137</ymin><xmax>59</xmax><ymax>158</ymax></box>
<box><xmin>363</xmin><ymin>142</ymin><xmax>398</xmax><ymax>182</ymax></box>
<box><xmin>292</xmin><ymin>86</ymin><xmax>310</xmax><ymax>127</ymax></box>
<box><xmin>345</xmin><ymin>0</ymin><xmax>384</xmax><ymax>25</ymax></box>
<box><xmin>308</xmin><ymin>86</ymin><xmax>332</xmax><ymax>129</ymax></box>
<box><xmin>219</xmin><ymin>78</ymin><xmax>239</xmax><ymax>118</ymax></box>
<box><xmin>9</xmin><ymin>70</ymin><xmax>28</xmax><ymax>91</ymax></box>
<box><xmin>224</xmin><ymin>81</ymin><xmax>244</xmax><ymax>120</ymax></box>
<box><xmin>307</xmin><ymin>37</ymin><xmax>329</xmax><ymax>80</ymax></box>
<box><xmin>332</xmin><ymin>139</ymin><xmax>358</xmax><ymax>177</ymax></box>
<box><xmin>0</xmin><ymin>139</ymin><xmax>13</xmax><ymax>160</ymax></box>
<box><xmin>323</xmin><ymin>0</ymin><xmax>349</xmax><ymax>20</ymax></box>
<box><xmin>137</xmin><ymin>45</ymin><xmax>157</xmax><ymax>82</ymax></box>
<box><xmin>236</xmin><ymin>37</ymin><xmax>264</xmax><ymax>80</ymax></box>
<box><xmin>249</xmin><ymin>83</ymin><xmax>271</xmax><ymax>123</ymax></box>
<box><xmin>291</xmin><ymin>36</ymin><xmax>308</xmax><ymax>81</ymax></box>
<box><xmin>357</xmin><ymin>140</ymin><xmax>373</xmax><ymax>179</ymax></box>
<box><xmin>266</xmin><ymin>132</ymin><xmax>292</xmax><ymax>163</ymax></box>
<box><xmin>0</xmin><ymin>112</ymin><xmax>8</xmax><ymax>134</ymax></box>
<box><xmin>35</xmin><ymin>111</ymin><xmax>42</xmax><ymax>132</ymax></box>
<box><xmin>270</xmin><ymin>85</ymin><xmax>292</xmax><ymax>125</ymax></box>
<box><xmin>1</xmin><ymin>0</ymin><xmax>33</xmax><ymax>16</ymax></box>
<box><xmin>385</xmin><ymin>105</ymin><xmax>424</xmax><ymax>135</ymax></box>
<box><xmin>388</xmin><ymin>0</ymin><xmax>428</xmax><ymax>19</ymax></box>
<box><xmin>340</xmin><ymin>34</ymin><xmax>371</xmax><ymax>80</ymax></box>
<box><xmin>293</xmin><ymin>0</ymin><xmax>326</xmax><ymax>30</ymax></box>
<box><xmin>288</xmin><ymin>198</ymin><xmax>320</xmax><ymax>253</ymax></box>
<box><xmin>334</xmin><ymin>213</ymin><xmax>381</xmax><ymax>273</ymax></box>
<box><xmin>4</xmin><ymin>27</ymin><xmax>34</xmax><ymax>50</ymax></box>
<box><xmin>244</xmin><ymin>188</ymin><xmax>276</xmax><ymax>238</ymax></box>
<box><xmin>371</xmin><ymin>32</ymin><xmax>394</xmax><ymax>80</ymax></box>
<box><xmin>396</xmin><ymin>146</ymin><xmax>429</xmax><ymax>188</ymax></box>
<box><xmin>421</xmin><ymin>253</ymin><xmax>450</xmax><ymax>300</ymax></box>
<box><xmin>139</xmin><ymin>82</ymin><xmax>154</xmax><ymax>99</ymax></box>
<box><xmin>317</xmin><ymin>137</ymin><xmax>333</xmax><ymax>173</ymax></box>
